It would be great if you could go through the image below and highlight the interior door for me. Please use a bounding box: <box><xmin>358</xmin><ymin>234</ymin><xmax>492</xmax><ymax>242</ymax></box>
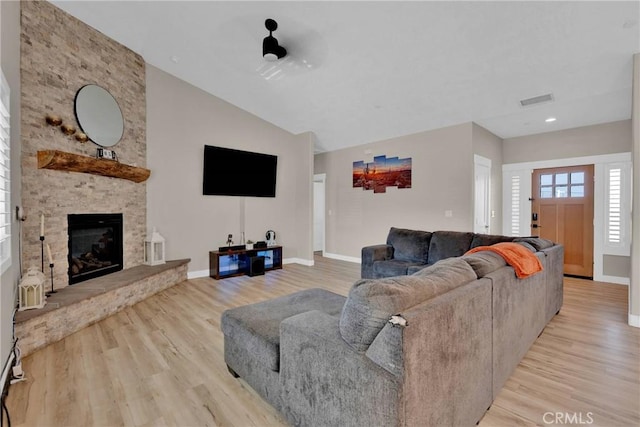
<box><xmin>313</xmin><ymin>175</ymin><xmax>325</xmax><ymax>253</ymax></box>
<box><xmin>474</xmin><ymin>155</ymin><xmax>491</xmax><ymax>234</ymax></box>
<box><xmin>531</xmin><ymin>165</ymin><xmax>594</xmax><ymax>277</ymax></box>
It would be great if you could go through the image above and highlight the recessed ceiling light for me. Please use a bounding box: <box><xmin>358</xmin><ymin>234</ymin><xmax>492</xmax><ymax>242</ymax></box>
<box><xmin>170</xmin><ymin>55</ymin><xmax>179</xmax><ymax>63</ymax></box>
<box><xmin>545</xmin><ymin>117</ymin><xmax>556</xmax><ymax>123</ymax></box>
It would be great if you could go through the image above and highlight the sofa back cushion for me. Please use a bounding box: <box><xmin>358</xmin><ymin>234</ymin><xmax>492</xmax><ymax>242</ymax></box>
<box><xmin>386</xmin><ymin>227</ymin><xmax>432</xmax><ymax>262</ymax></box>
<box><xmin>513</xmin><ymin>237</ymin><xmax>555</xmax><ymax>251</ymax></box>
<box><xmin>339</xmin><ymin>257</ymin><xmax>477</xmax><ymax>351</ymax></box>
<box><xmin>470</xmin><ymin>233</ymin><xmax>515</xmax><ymax>248</ymax></box>
<box><xmin>427</xmin><ymin>231</ymin><xmax>474</xmax><ymax>265</ymax></box>
<box><xmin>462</xmin><ymin>251</ymin><xmax>507</xmax><ymax>278</ymax></box>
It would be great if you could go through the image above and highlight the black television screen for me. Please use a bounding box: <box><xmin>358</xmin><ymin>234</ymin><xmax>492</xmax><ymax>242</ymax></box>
<box><xmin>203</xmin><ymin>145</ymin><xmax>278</xmax><ymax>197</ymax></box>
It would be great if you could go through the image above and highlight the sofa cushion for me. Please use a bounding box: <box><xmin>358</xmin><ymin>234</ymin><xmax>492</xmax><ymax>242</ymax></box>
<box><xmin>340</xmin><ymin>257</ymin><xmax>477</xmax><ymax>351</ymax></box>
<box><xmin>470</xmin><ymin>233</ymin><xmax>515</xmax><ymax>248</ymax></box>
<box><xmin>462</xmin><ymin>251</ymin><xmax>507</xmax><ymax>278</ymax></box>
<box><xmin>221</xmin><ymin>288</ymin><xmax>346</xmax><ymax>372</ymax></box>
<box><xmin>514</xmin><ymin>241</ymin><xmax>537</xmax><ymax>252</ymax></box>
<box><xmin>514</xmin><ymin>237</ymin><xmax>555</xmax><ymax>251</ymax></box>
<box><xmin>373</xmin><ymin>259</ymin><xmax>426</xmax><ymax>278</ymax></box>
<box><xmin>427</xmin><ymin>231</ymin><xmax>475</xmax><ymax>265</ymax></box>
<box><xmin>406</xmin><ymin>264</ymin><xmax>430</xmax><ymax>275</ymax></box>
<box><xmin>386</xmin><ymin>227</ymin><xmax>432</xmax><ymax>262</ymax></box>
<box><xmin>467</xmin><ymin>242</ymin><xmax>544</xmax><ymax>279</ymax></box>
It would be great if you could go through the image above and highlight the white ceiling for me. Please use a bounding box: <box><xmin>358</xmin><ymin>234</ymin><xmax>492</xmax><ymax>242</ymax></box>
<box><xmin>52</xmin><ymin>1</ymin><xmax>640</xmax><ymax>153</ymax></box>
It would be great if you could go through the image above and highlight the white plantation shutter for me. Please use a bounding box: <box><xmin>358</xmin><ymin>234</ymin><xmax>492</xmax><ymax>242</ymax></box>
<box><xmin>604</xmin><ymin>162</ymin><xmax>631</xmax><ymax>255</ymax></box>
<box><xmin>503</xmin><ymin>169</ymin><xmax>530</xmax><ymax>237</ymax></box>
<box><xmin>0</xmin><ymin>69</ymin><xmax>10</xmax><ymax>273</ymax></box>
<box><xmin>510</xmin><ymin>175</ymin><xmax>521</xmax><ymax>236</ymax></box>
<box><xmin>607</xmin><ymin>167</ymin><xmax>621</xmax><ymax>244</ymax></box>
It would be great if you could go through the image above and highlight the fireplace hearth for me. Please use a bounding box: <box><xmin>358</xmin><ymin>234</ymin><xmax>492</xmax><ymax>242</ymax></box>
<box><xmin>68</xmin><ymin>213</ymin><xmax>123</xmax><ymax>284</ymax></box>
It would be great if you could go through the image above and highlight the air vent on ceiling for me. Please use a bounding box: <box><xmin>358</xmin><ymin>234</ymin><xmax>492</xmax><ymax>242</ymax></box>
<box><xmin>519</xmin><ymin>93</ymin><xmax>554</xmax><ymax>107</ymax></box>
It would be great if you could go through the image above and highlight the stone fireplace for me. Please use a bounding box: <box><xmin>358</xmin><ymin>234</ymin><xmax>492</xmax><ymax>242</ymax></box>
<box><xmin>68</xmin><ymin>213</ymin><xmax>123</xmax><ymax>284</ymax></box>
<box><xmin>20</xmin><ymin>1</ymin><xmax>147</xmax><ymax>289</ymax></box>
<box><xmin>13</xmin><ymin>1</ymin><xmax>192</xmax><ymax>361</ymax></box>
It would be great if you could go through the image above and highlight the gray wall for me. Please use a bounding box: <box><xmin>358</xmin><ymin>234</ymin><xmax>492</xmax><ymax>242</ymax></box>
<box><xmin>503</xmin><ymin>120</ymin><xmax>631</xmax><ymax>164</ymax></box>
<box><xmin>0</xmin><ymin>0</ymin><xmax>20</xmax><ymax>370</ymax></box>
<box><xmin>146</xmin><ymin>65</ymin><xmax>314</xmax><ymax>275</ymax></box>
<box><xmin>314</xmin><ymin>122</ymin><xmax>477</xmax><ymax>259</ymax></box>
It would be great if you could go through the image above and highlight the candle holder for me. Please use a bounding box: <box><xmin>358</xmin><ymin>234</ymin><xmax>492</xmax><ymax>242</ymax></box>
<box><xmin>46</xmin><ymin>263</ymin><xmax>56</xmax><ymax>296</ymax></box>
<box><xmin>40</xmin><ymin>235</ymin><xmax>45</xmax><ymax>272</ymax></box>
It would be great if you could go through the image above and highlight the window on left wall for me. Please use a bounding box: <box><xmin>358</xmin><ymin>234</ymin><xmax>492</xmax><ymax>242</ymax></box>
<box><xmin>0</xmin><ymin>68</ymin><xmax>11</xmax><ymax>274</ymax></box>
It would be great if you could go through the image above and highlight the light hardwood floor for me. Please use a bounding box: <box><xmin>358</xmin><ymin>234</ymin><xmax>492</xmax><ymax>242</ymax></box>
<box><xmin>5</xmin><ymin>255</ymin><xmax>639</xmax><ymax>427</ymax></box>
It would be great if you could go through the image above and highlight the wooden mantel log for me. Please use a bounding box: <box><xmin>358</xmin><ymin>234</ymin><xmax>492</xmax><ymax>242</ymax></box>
<box><xmin>37</xmin><ymin>150</ymin><xmax>151</xmax><ymax>183</ymax></box>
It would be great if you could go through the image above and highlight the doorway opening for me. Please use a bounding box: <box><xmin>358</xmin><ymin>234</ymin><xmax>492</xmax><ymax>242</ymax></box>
<box><xmin>313</xmin><ymin>174</ymin><xmax>326</xmax><ymax>256</ymax></box>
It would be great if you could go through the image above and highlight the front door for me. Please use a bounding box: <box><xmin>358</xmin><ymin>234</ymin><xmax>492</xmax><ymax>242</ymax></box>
<box><xmin>531</xmin><ymin>165</ymin><xmax>594</xmax><ymax>278</ymax></box>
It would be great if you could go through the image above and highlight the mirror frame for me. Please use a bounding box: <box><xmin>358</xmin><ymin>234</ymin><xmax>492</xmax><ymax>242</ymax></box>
<box><xmin>74</xmin><ymin>84</ymin><xmax>124</xmax><ymax>147</ymax></box>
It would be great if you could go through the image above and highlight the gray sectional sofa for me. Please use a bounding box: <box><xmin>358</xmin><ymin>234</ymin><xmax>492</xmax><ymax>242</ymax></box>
<box><xmin>361</xmin><ymin>227</ymin><xmax>521</xmax><ymax>279</ymax></box>
<box><xmin>221</xmin><ymin>230</ymin><xmax>564</xmax><ymax>427</ymax></box>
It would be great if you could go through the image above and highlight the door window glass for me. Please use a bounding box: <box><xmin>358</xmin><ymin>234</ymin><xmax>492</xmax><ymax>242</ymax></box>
<box><xmin>539</xmin><ymin>171</ymin><xmax>585</xmax><ymax>199</ymax></box>
<box><xmin>571</xmin><ymin>185</ymin><xmax>584</xmax><ymax>197</ymax></box>
<box><xmin>555</xmin><ymin>186</ymin><xmax>568</xmax><ymax>198</ymax></box>
<box><xmin>571</xmin><ymin>172</ymin><xmax>584</xmax><ymax>184</ymax></box>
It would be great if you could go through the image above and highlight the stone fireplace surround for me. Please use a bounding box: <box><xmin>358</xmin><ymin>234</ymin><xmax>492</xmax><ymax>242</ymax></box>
<box><xmin>12</xmin><ymin>1</ymin><xmax>194</xmax><ymax>359</ymax></box>
<box><xmin>20</xmin><ymin>1</ymin><xmax>147</xmax><ymax>290</ymax></box>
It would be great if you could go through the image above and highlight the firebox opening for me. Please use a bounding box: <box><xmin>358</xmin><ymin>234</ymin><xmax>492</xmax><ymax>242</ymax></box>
<box><xmin>68</xmin><ymin>213</ymin><xmax>123</xmax><ymax>284</ymax></box>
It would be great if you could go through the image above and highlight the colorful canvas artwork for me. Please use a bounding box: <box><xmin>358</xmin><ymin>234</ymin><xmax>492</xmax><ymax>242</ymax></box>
<box><xmin>353</xmin><ymin>155</ymin><xmax>412</xmax><ymax>193</ymax></box>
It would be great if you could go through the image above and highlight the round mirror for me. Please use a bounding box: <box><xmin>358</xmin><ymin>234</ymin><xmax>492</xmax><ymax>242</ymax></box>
<box><xmin>74</xmin><ymin>84</ymin><xmax>124</xmax><ymax>147</ymax></box>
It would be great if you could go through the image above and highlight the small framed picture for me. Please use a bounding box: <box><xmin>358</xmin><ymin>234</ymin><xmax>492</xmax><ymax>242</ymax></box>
<box><xmin>96</xmin><ymin>148</ymin><xmax>118</xmax><ymax>161</ymax></box>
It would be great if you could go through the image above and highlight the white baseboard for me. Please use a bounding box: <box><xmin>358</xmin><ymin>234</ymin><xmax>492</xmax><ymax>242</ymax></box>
<box><xmin>594</xmin><ymin>274</ymin><xmax>630</xmax><ymax>285</ymax></box>
<box><xmin>284</xmin><ymin>258</ymin><xmax>314</xmax><ymax>266</ymax></box>
<box><xmin>323</xmin><ymin>252</ymin><xmax>361</xmax><ymax>264</ymax></box>
<box><xmin>187</xmin><ymin>258</ymin><xmax>315</xmax><ymax>278</ymax></box>
<box><xmin>629</xmin><ymin>314</ymin><xmax>640</xmax><ymax>328</ymax></box>
<box><xmin>187</xmin><ymin>255</ymin><xmax>357</xmax><ymax>278</ymax></box>
<box><xmin>187</xmin><ymin>269</ymin><xmax>209</xmax><ymax>279</ymax></box>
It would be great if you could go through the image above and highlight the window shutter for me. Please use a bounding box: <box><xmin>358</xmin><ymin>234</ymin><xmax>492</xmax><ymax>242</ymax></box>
<box><xmin>0</xmin><ymin>69</ymin><xmax>10</xmax><ymax>274</ymax></box>
<box><xmin>604</xmin><ymin>162</ymin><xmax>630</xmax><ymax>255</ymax></box>
<box><xmin>510</xmin><ymin>175</ymin><xmax>520</xmax><ymax>236</ymax></box>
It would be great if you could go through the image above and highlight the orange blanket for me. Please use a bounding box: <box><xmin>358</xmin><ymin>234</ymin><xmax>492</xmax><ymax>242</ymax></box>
<box><xmin>465</xmin><ymin>242</ymin><xmax>543</xmax><ymax>279</ymax></box>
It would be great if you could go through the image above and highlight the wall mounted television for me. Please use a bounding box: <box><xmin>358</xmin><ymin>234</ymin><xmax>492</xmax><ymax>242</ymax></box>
<box><xmin>203</xmin><ymin>145</ymin><xmax>278</xmax><ymax>197</ymax></box>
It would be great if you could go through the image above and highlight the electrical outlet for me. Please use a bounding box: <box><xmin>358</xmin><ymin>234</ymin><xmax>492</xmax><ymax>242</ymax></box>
<box><xmin>16</xmin><ymin>206</ymin><xmax>26</xmax><ymax>221</ymax></box>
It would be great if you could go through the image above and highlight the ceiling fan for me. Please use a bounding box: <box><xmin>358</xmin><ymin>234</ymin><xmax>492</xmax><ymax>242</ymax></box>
<box><xmin>263</xmin><ymin>19</ymin><xmax>287</xmax><ymax>61</ymax></box>
<box><xmin>255</xmin><ymin>17</ymin><xmax>327</xmax><ymax>81</ymax></box>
